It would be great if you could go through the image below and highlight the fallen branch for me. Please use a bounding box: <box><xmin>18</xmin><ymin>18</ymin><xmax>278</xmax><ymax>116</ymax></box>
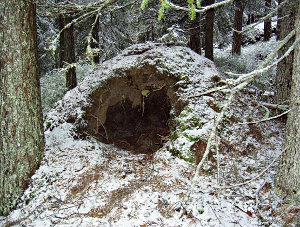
<box><xmin>260</xmin><ymin>102</ymin><xmax>289</xmax><ymax>111</ymax></box>
<box><xmin>187</xmin><ymin>29</ymin><xmax>296</xmax><ymax>99</ymax></box>
<box><xmin>239</xmin><ymin>109</ymin><xmax>290</xmax><ymax>125</ymax></box>
<box><xmin>191</xmin><ymin>31</ymin><xmax>298</xmax><ymax>183</ymax></box>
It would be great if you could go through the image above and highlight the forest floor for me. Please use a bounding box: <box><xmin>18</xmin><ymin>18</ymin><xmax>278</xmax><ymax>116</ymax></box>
<box><xmin>0</xmin><ymin>117</ymin><xmax>289</xmax><ymax>227</ymax></box>
<box><xmin>1</xmin><ymin>36</ymin><xmax>299</xmax><ymax>227</ymax></box>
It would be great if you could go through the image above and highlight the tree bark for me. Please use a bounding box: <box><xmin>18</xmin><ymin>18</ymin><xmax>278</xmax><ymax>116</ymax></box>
<box><xmin>0</xmin><ymin>0</ymin><xmax>44</xmax><ymax>215</ymax></box>
<box><xmin>58</xmin><ymin>14</ymin><xmax>65</xmax><ymax>68</ymax></box>
<box><xmin>275</xmin><ymin>0</ymin><xmax>296</xmax><ymax>104</ymax></box>
<box><xmin>276</xmin><ymin>3</ymin><xmax>300</xmax><ymax>195</ymax></box>
<box><xmin>263</xmin><ymin>0</ymin><xmax>271</xmax><ymax>41</ymax></box>
<box><xmin>232</xmin><ymin>0</ymin><xmax>243</xmax><ymax>55</ymax></box>
<box><xmin>91</xmin><ymin>15</ymin><xmax>100</xmax><ymax>64</ymax></box>
<box><xmin>204</xmin><ymin>0</ymin><xmax>215</xmax><ymax>60</ymax></box>
<box><xmin>58</xmin><ymin>15</ymin><xmax>77</xmax><ymax>90</ymax></box>
<box><xmin>189</xmin><ymin>13</ymin><xmax>201</xmax><ymax>55</ymax></box>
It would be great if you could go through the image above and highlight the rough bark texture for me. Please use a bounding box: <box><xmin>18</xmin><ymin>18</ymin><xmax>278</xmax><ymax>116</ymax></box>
<box><xmin>276</xmin><ymin>2</ymin><xmax>300</xmax><ymax>195</ymax></box>
<box><xmin>232</xmin><ymin>0</ymin><xmax>243</xmax><ymax>55</ymax></box>
<box><xmin>275</xmin><ymin>0</ymin><xmax>296</xmax><ymax>104</ymax></box>
<box><xmin>58</xmin><ymin>14</ymin><xmax>65</xmax><ymax>68</ymax></box>
<box><xmin>204</xmin><ymin>0</ymin><xmax>215</xmax><ymax>60</ymax></box>
<box><xmin>58</xmin><ymin>15</ymin><xmax>77</xmax><ymax>90</ymax></box>
<box><xmin>189</xmin><ymin>13</ymin><xmax>201</xmax><ymax>55</ymax></box>
<box><xmin>0</xmin><ymin>1</ymin><xmax>45</xmax><ymax>215</ymax></box>
<box><xmin>91</xmin><ymin>15</ymin><xmax>100</xmax><ymax>64</ymax></box>
<box><xmin>263</xmin><ymin>0</ymin><xmax>271</xmax><ymax>41</ymax></box>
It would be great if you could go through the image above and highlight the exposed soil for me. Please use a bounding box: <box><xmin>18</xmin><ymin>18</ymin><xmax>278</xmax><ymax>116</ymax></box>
<box><xmin>85</xmin><ymin>67</ymin><xmax>181</xmax><ymax>154</ymax></box>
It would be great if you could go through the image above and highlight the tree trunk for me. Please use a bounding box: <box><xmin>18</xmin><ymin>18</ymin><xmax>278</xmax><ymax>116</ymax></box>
<box><xmin>232</xmin><ymin>0</ymin><xmax>243</xmax><ymax>55</ymax></box>
<box><xmin>263</xmin><ymin>0</ymin><xmax>271</xmax><ymax>41</ymax></box>
<box><xmin>275</xmin><ymin>0</ymin><xmax>296</xmax><ymax>104</ymax></box>
<box><xmin>204</xmin><ymin>0</ymin><xmax>215</xmax><ymax>60</ymax></box>
<box><xmin>276</xmin><ymin>3</ymin><xmax>300</xmax><ymax>195</ymax></box>
<box><xmin>58</xmin><ymin>15</ymin><xmax>77</xmax><ymax>90</ymax></box>
<box><xmin>189</xmin><ymin>13</ymin><xmax>201</xmax><ymax>55</ymax></box>
<box><xmin>0</xmin><ymin>0</ymin><xmax>45</xmax><ymax>215</ymax></box>
<box><xmin>91</xmin><ymin>15</ymin><xmax>100</xmax><ymax>64</ymax></box>
<box><xmin>58</xmin><ymin>14</ymin><xmax>65</xmax><ymax>68</ymax></box>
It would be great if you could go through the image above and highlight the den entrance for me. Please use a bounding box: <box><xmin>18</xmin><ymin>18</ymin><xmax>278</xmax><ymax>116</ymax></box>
<box><xmin>85</xmin><ymin>69</ymin><xmax>179</xmax><ymax>154</ymax></box>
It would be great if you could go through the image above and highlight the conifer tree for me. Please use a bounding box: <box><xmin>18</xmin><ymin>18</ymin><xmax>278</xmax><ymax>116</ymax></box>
<box><xmin>0</xmin><ymin>0</ymin><xmax>44</xmax><ymax>215</ymax></box>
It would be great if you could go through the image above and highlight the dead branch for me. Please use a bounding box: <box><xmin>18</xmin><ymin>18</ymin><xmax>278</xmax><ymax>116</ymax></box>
<box><xmin>190</xmin><ymin>30</ymin><xmax>298</xmax><ymax>183</ymax></box>
<box><xmin>260</xmin><ymin>102</ymin><xmax>289</xmax><ymax>111</ymax></box>
<box><xmin>239</xmin><ymin>109</ymin><xmax>290</xmax><ymax>125</ymax></box>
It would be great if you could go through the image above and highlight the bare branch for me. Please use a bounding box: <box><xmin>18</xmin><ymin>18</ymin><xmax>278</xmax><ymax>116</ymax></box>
<box><xmin>239</xmin><ymin>109</ymin><xmax>291</xmax><ymax>125</ymax></box>
<box><xmin>164</xmin><ymin>0</ymin><xmax>234</xmax><ymax>14</ymax></box>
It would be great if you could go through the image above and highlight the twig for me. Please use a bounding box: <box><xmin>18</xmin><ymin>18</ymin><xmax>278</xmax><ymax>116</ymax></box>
<box><xmin>215</xmin><ymin>131</ymin><xmax>221</xmax><ymax>197</ymax></box>
<box><xmin>260</xmin><ymin>102</ymin><xmax>289</xmax><ymax>111</ymax></box>
<box><xmin>187</xmin><ymin>85</ymin><xmax>228</xmax><ymax>98</ymax></box>
<box><xmin>209</xmin><ymin>205</ymin><xmax>223</xmax><ymax>225</ymax></box>
<box><xmin>239</xmin><ymin>109</ymin><xmax>291</xmax><ymax>125</ymax></box>
<box><xmin>234</xmin><ymin>204</ymin><xmax>253</xmax><ymax>217</ymax></box>
<box><xmin>90</xmin><ymin>113</ymin><xmax>109</xmax><ymax>141</ymax></box>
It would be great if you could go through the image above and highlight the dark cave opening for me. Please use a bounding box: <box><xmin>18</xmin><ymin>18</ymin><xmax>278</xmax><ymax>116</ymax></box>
<box><xmin>98</xmin><ymin>88</ymin><xmax>172</xmax><ymax>154</ymax></box>
<box><xmin>84</xmin><ymin>69</ymin><xmax>183</xmax><ymax>154</ymax></box>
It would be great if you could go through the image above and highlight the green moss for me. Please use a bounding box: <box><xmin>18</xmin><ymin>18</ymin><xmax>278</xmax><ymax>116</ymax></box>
<box><xmin>183</xmin><ymin>132</ymin><xmax>201</xmax><ymax>142</ymax></box>
<box><xmin>179</xmin><ymin>112</ymin><xmax>187</xmax><ymax>118</ymax></box>
<box><xmin>171</xmin><ymin>148</ymin><xmax>195</xmax><ymax>163</ymax></box>
<box><xmin>198</xmin><ymin>209</ymin><xmax>204</xmax><ymax>214</ymax></box>
<box><xmin>182</xmin><ymin>153</ymin><xmax>195</xmax><ymax>163</ymax></box>
<box><xmin>45</xmin><ymin>121</ymin><xmax>51</xmax><ymax>130</ymax></box>
<box><xmin>170</xmin><ymin>131</ymin><xmax>179</xmax><ymax>140</ymax></box>
<box><xmin>179</xmin><ymin>123</ymin><xmax>189</xmax><ymax>131</ymax></box>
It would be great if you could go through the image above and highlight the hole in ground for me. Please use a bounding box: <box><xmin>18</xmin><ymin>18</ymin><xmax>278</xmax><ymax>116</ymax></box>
<box><xmin>84</xmin><ymin>68</ymin><xmax>183</xmax><ymax>154</ymax></box>
<box><xmin>99</xmin><ymin>88</ymin><xmax>171</xmax><ymax>153</ymax></box>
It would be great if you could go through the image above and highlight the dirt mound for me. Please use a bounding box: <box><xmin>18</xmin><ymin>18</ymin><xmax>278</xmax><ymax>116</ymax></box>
<box><xmin>46</xmin><ymin>42</ymin><xmax>219</xmax><ymax>159</ymax></box>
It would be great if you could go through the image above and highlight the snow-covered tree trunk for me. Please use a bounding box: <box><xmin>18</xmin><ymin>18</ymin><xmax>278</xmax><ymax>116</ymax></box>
<box><xmin>204</xmin><ymin>0</ymin><xmax>215</xmax><ymax>60</ymax></box>
<box><xmin>263</xmin><ymin>0</ymin><xmax>271</xmax><ymax>41</ymax></box>
<box><xmin>232</xmin><ymin>0</ymin><xmax>243</xmax><ymax>55</ymax></box>
<box><xmin>276</xmin><ymin>2</ymin><xmax>300</xmax><ymax>195</ymax></box>
<box><xmin>275</xmin><ymin>0</ymin><xmax>296</xmax><ymax>104</ymax></box>
<box><xmin>0</xmin><ymin>0</ymin><xmax>45</xmax><ymax>215</ymax></box>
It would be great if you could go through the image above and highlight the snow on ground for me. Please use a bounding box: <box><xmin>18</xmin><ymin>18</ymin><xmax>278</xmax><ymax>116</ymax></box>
<box><xmin>0</xmin><ymin>117</ymin><xmax>284</xmax><ymax>226</ymax></box>
<box><xmin>0</xmin><ymin>41</ymin><xmax>292</xmax><ymax>226</ymax></box>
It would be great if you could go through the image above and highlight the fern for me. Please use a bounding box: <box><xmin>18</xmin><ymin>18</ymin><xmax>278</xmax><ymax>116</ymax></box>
<box><xmin>187</xmin><ymin>0</ymin><xmax>196</xmax><ymax>20</ymax></box>
<box><xmin>140</xmin><ymin>0</ymin><xmax>149</xmax><ymax>10</ymax></box>
<box><xmin>158</xmin><ymin>2</ymin><xmax>165</xmax><ymax>21</ymax></box>
<box><xmin>189</xmin><ymin>4</ymin><xmax>196</xmax><ymax>20</ymax></box>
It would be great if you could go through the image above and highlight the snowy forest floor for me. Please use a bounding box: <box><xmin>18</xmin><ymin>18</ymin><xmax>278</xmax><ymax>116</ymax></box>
<box><xmin>1</xmin><ymin>37</ymin><xmax>300</xmax><ymax>226</ymax></box>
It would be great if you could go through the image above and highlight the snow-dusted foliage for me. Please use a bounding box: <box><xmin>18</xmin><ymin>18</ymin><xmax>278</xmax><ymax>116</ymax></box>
<box><xmin>41</xmin><ymin>63</ymin><xmax>94</xmax><ymax>116</ymax></box>
<box><xmin>158</xmin><ymin>24</ymin><xmax>188</xmax><ymax>46</ymax></box>
<box><xmin>215</xmin><ymin>36</ymin><xmax>278</xmax><ymax>90</ymax></box>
